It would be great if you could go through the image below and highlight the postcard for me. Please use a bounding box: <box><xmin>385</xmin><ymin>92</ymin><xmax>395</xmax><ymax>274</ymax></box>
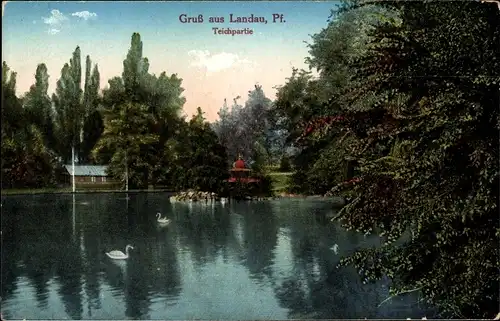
<box><xmin>2</xmin><ymin>0</ymin><xmax>498</xmax><ymax>320</ymax></box>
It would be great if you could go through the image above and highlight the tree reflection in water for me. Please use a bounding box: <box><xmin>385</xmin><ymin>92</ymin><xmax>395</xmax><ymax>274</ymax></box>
<box><xmin>1</xmin><ymin>194</ymin><xmax>435</xmax><ymax>319</ymax></box>
<box><xmin>174</xmin><ymin>201</ymin><xmax>233</xmax><ymax>267</ymax></box>
<box><xmin>270</xmin><ymin>199</ymin><xmax>435</xmax><ymax>319</ymax></box>
<box><xmin>232</xmin><ymin>201</ymin><xmax>279</xmax><ymax>284</ymax></box>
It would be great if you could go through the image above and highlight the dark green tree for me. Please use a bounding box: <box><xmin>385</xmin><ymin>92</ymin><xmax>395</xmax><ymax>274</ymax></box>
<box><xmin>1</xmin><ymin>62</ymin><xmax>61</xmax><ymax>188</ymax></box>
<box><xmin>177</xmin><ymin>107</ymin><xmax>229</xmax><ymax>192</ymax></box>
<box><xmin>81</xmin><ymin>55</ymin><xmax>103</xmax><ymax>163</ymax></box>
<box><xmin>99</xmin><ymin>32</ymin><xmax>186</xmax><ymax>186</ymax></box>
<box><xmin>22</xmin><ymin>63</ymin><xmax>57</xmax><ymax>151</ymax></box>
<box><xmin>92</xmin><ymin>102</ymin><xmax>158</xmax><ymax>189</ymax></box>
<box><xmin>311</xmin><ymin>1</ymin><xmax>500</xmax><ymax>318</ymax></box>
<box><xmin>272</xmin><ymin>1</ymin><xmax>389</xmax><ymax>194</ymax></box>
<box><xmin>213</xmin><ymin>86</ymin><xmax>275</xmax><ymax>166</ymax></box>
<box><xmin>1</xmin><ymin>62</ymin><xmax>24</xmax><ymax>137</ymax></box>
<box><xmin>52</xmin><ymin>47</ymin><xmax>85</xmax><ymax>163</ymax></box>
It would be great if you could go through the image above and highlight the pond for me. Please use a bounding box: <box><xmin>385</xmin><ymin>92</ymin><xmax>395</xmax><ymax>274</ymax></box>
<box><xmin>1</xmin><ymin>193</ymin><xmax>434</xmax><ymax>319</ymax></box>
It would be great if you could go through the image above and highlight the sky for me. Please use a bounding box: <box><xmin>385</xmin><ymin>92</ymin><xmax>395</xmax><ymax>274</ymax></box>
<box><xmin>2</xmin><ymin>1</ymin><xmax>340</xmax><ymax>121</ymax></box>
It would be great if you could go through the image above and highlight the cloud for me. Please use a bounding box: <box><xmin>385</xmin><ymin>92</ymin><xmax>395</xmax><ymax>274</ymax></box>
<box><xmin>42</xmin><ymin>9</ymin><xmax>68</xmax><ymax>26</ymax></box>
<box><xmin>71</xmin><ymin>10</ymin><xmax>97</xmax><ymax>20</ymax></box>
<box><xmin>41</xmin><ymin>9</ymin><xmax>68</xmax><ymax>35</ymax></box>
<box><xmin>42</xmin><ymin>9</ymin><xmax>96</xmax><ymax>35</ymax></box>
<box><xmin>47</xmin><ymin>28</ymin><xmax>61</xmax><ymax>35</ymax></box>
<box><xmin>187</xmin><ymin>50</ymin><xmax>255</xmax><ymax>72</ymax></box>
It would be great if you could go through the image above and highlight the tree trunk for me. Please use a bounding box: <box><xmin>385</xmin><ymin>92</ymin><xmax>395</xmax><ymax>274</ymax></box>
<box><xmin>72</xmin><ymin>145</ymin><xmax>76</xmax><ymax>193</ymax></box>
<box><xmin>125</xmin><ymin>150</ymin><xmax>129</xmax><ymax>191</ymax></box>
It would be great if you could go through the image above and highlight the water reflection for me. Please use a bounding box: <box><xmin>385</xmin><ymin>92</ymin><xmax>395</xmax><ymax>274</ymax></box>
<box><xmin>233</xmin><ymin>202</ymin><xmax>279</xmax><ymax>284</ymax></box>
<box><xmin>1</xmin><ymin>194</ymin><xmax>435</xmax><ymax>319</ymax></box>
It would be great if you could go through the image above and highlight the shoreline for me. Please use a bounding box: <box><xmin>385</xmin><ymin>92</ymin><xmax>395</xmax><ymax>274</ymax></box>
<box><xmin>1</xmin><ymin>188</ymin><xmax>176</xmax><ymax>196</ymax></box>
<box><xmin>0</xmin><ymin>188</ymin><xmax>344</xmax><ymax>202</ymax></box>
<box><xmin>1</xmin><ymin>170</ymin><xmax>294</xmax><ymax>197</ymax></box>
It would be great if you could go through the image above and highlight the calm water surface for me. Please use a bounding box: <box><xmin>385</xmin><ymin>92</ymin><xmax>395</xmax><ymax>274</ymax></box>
<box><xmin>1</xmin><ymin>193</ymin><xmax>433</xmax><ymax>319</ymax></box>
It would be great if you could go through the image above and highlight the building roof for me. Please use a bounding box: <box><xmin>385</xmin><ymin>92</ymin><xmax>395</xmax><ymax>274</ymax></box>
<box><xmin>234</xmin><ymin>159</ymin><xmax>246</xmax><ymax>169</ymax></box>
<box><xmin>64</xmin><ymin>165</ymin><xmax>109</xmax><ymax>177</ymax></box>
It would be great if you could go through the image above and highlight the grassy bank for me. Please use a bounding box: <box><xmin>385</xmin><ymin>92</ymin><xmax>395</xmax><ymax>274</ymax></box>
<box><xmin>268</xmin><ymin>171</ymin><xmax>293</xmax><ymax>193</ymax></box>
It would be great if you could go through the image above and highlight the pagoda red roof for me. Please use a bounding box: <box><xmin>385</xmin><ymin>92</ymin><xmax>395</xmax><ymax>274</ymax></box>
<box><xmin>234</xmin><ymin>159</ymin><xmax>245</xmax><ymax>169</ymax></box>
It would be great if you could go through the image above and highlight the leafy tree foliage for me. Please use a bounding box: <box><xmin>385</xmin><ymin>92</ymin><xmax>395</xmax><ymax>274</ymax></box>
<box><xmin>81</xmin><ymin>55</ymin><xmax>103</xmax><ymax>164</ymax></box>
<box><xmin>211</xmin><ymin>86</ymin><xmax>279</xmax><ymax>195</ymax></box>
<box><xmin>212</xmin><ymin>98</ymin><xmax>235</xmax><ymax>157</ymax></box>
<box><xmin>332</xmin><ymin>2</ymin><xmax>499</xmax><ymax>318</ymax></box>
<box><xmin>213</xmin><ymin>85</ymin><xmax>278</xmax><ymax>166</ymax></box>
<box><xmin>279</xmin><ymin>155</ymin><xmax>291</xmax><ymax>172</ymax></box>
<box><xmin>177</xmin><ymin>108</ymin><xmax>229</xmax><ymax>192</ymax></box>
<box><xmin>275</xmin><ymin>0</ymin><xmax>499</xmax><ymax>318</ymax></box>
<box><xmin>52</xmin><ymin>47</ymin><xmax>85</xmax><ymax>163</ymax></box>
<box><xmin>2</xmin><ymin>62</ymin><xmax>24</xmax><ymax>136</ymax></box>
<box><xmin>91</xmin><ymin>33</ymin><xmax>226</xmax><ymax>191</ymax></box>
<box><xmin>272</xmin><ymin>1</ymin><xmax>393</xmax><ymax>195</ymax></box>
<box><xmin>96</xmin><ymin>33</ymin><xmax>186</xmax><ymax>188</ymax></box>
<box><xmin>1</xmin><ymin>62</ymin><xmax>62</xmax><ymax>188</ymax></box>
<box><xmin>92</xmin><ymin>102</ymin><xmax>158</xmax><ymax>189</ymax></box>
<box><xmin>22</xmin><ymin>63</ymin><xmax>57</xmax><ymax>151</ymax></box>
<box><xmin>3</xmin><ymin>32</ymin><xmax>228</xmax><ymax>193</ymax></box>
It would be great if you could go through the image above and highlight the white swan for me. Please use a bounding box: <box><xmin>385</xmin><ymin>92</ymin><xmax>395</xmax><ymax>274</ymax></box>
<box><xmin>156</xmin><ymin>213</ymin><xmax>171</xmax><ymax>225</ymax></box>
<box><xmin>106</xmin><ymin>245</ymin><xmax>134</xmax><ymax>260</ymax></box>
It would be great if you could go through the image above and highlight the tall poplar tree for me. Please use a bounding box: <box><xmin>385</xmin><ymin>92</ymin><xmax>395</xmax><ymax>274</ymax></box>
<box><xmin>98</xmin><ymin>32</ymin><xmax>186</xmax><ymax>186</ymax></box>
<box><xmin>2</xmin><ymin>62</ymin><xmax>60</xmax><ymax>188</ymax></box>
<box><xmin>52</xmin><ymin>47</ymin><xmax>85</xmax><ymax>163</ymax></box>
<box><xmin>23</xmin><ymin>64</ymin><xmax>57</xmax><ymax>151</ymax></box>
<box><xmin>81</xmin><ymin>55</ymin><xmax>103</xmax><ymax>163</ymax></box>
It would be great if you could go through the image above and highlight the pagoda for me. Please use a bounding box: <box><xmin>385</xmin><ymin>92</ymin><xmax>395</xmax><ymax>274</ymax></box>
<box><xmin>225</xmin><ymin>155</ymin><xmax>260</xmax><ymax>184</ymax></box>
